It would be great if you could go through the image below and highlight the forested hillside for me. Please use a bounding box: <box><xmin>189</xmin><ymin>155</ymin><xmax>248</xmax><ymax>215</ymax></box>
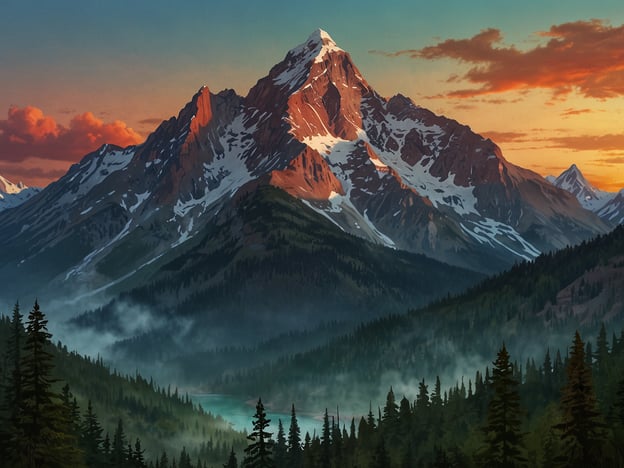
<box><xmin>241</xmin><ymin>326</ymin><xmax>624</xmax><ymax>467</ymax></box>
<box><xmin>214</xmin><ymin>226</ymin><xmax>624</xmax><ymax>410</ymax></box>
<box><xmin>0</xmin><ymin>302</ymin><xmax>247</xmax><ymax>467</ymax></box>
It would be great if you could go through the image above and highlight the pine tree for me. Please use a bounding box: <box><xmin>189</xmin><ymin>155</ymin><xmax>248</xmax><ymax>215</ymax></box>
<box><xmin>134</xmin><ymin>438</ymin><xmax>146</xmax><ymax>467</ymax></box>
<box><xmin>224</xmin><ymin>447</ymin><xmax>238</xmax><ymax>468</ymax></box>
<box><xmin>320</xmin><ymin>408</ymin><xmax>331</xmax><ymax>468</ymax></box>
<box><xmin>12</xmin><ymin>300</ymin><xmax>84</xmax><ymax>467</ymax></box>
<box><xmin>112</xmin><ymin>418</ymin><xmax>127</xmax><ymax>467</ymax></box>
<box><xmin>274</xmin><ymin>419</ymin><xmax>287</xmax><ymax>468</ymax></box>
<box><xmin>81</xmin><ymin>399</ymin><xmax>104</xmax><ymax>466</ymax></box>
<box><xmin>481</xmin><ymin>344</ymin><xmax>526</xmax><ymax>467</ymax></box>
<box><xmin>382</xmin><ymin>386</ymin><xmax>399</xmax><ymax>442</ymax></box>
<box><xmin>243</xmin><ymin>398</ymin><xmax>274</xmax><ymax>468</ymax></box>
<box><xmin>286</xmin><ymin>404</ymin><xmax>302</xmax><ymax>468</ymax></box>
<box><xmin>0</xmin><ymin>302</ymin><xmax>23</xmax><ymax>457</ymax></box>
<box><xmin>554</xmin><ymin>331</ymin><xmax>606</xmax><ymax>467</ymax></box>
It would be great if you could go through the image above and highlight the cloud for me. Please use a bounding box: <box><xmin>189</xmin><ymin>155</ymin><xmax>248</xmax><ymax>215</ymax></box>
<box><xmin>0</xmin><ymin>105</ymin><xmax>143</xmax><ymax>164</ymax></box>
<box><xmin>373</xmin><ymin>19</ymin><xmax>624</xmax><ymax>99</ymax></box>
<box><xmin>561</xmin><ymin>108</ymin><xmax>594</xmax><ymax>117</ymax></box>
<box><xmin>548</xmin><ymin>133</ymin><xmax>624</xmax><ymax>152</ymax></box>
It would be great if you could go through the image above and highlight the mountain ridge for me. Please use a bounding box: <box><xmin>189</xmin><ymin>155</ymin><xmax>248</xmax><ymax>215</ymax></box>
<box><xmin>0</xmin><ymin>29</ymin><xmax>609</xmax><ymax>302</ymax></box>
<box><xmin>547</xmin><ymin>163</ymin><xmax>623</xmax><ymax>225</ymax></box>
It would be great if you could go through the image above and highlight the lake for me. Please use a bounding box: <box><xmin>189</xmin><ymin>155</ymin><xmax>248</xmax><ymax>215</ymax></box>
<box><xmin>191</xmin><ymin>394</ymin><xmax>324</xmax><ymax>438</ymax></box>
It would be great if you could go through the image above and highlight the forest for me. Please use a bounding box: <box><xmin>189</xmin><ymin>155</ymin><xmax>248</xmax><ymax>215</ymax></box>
<box><xmin>1</xmin><ymin>300</ymin><xmax>623</xmax><ymax>467</ymax></box>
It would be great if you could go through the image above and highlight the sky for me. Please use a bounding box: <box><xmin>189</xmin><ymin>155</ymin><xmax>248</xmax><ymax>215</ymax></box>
<box><xmin>1</xmin><ymin>0</ymin><xmax>624</xmax><ymax>190</ymax></box>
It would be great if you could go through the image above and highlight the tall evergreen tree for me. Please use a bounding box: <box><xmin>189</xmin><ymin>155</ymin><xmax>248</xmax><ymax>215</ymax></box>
<box><xmin>224</xmin><ymin>447</ymin><xmax>238</xmax><ymax>468</ymax></box>
<box><xmin>554</xmin><ymin>331</ymin><xmax>606</xmax><ymax>467</ymax></box>
<box><xmin>0</xmin><ymin>302</ymin><xmax>23</xmax><ymax>457</ymax></box>
<box><xmin>274</xmin><ymin>419</ymin><xmax>287</xmax><ymax>468</ymax></box>
<box><xmin>112</xmin><ymin>418</ymin><xmax>127</xmax><ymax>467</ymax></box>
<box><xmin>12</xmin><ymin>301</ymin><xmax>84</xmax><ymax>467</ymax></box>
<box><xmin>320</xmin><ymin>408</ymin><xmax>331</xmax><ymax>468</ymax></box>
<box><xmin>134</xmin><ymin>438</ymin><xmax>146</xmax><ymax>468</ymax></box>
<box><xmin>481</xmin><ymin>344</ymin><xmax>526</xmax><ymax>467</ymax></box>
<box><xmin>286</xmin><ymin>404</ymin><xmax>302</xmax><ymax>468</ymax></box>
<box><xmin>243</xmin><ymin>398</ymin><xmax>274</xmax><ymax>468</ymax></box>
<box><xmin>81</xmin><ymin>399</ymin><xmax>104</xmax><ymax>466</ymax></box>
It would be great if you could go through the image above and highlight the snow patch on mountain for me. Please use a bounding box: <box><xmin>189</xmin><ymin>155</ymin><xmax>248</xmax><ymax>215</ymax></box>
<box><xmin>274</xmin><ymin>29</ymin><xmax>345</xmax><ymax>90</ymax></box>
<box><xmin>460</xmin><ymin>218</ymin><xmax>540</xmax><ymax>261</ymax></box>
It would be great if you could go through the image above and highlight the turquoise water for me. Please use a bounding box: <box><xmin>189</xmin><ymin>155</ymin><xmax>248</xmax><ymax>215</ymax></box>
<box><xmin>191</xmin><ymin>394</ymin><xmax>323</xmax><ymax>437</ymax></box>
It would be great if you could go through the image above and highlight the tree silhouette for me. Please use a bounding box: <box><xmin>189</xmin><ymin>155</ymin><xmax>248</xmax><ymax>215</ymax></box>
<box><xmin>554</xmin><ymin>331</ymin><xmax>606</xmax><ymax>467</ymax></box>
<box><xmin>243</xmin><ymin>398</ymin><xmax>274</xmax><ymax>468</ymax></box>
<box><xmin>481</xmin><ymin>344</ymin><xmax>526</xmax><ymax>467</ymax></box>
<box><xmin>287</xmin><ymin>404</ymin><xmax>302</xmax><ymax>468</ymax></box>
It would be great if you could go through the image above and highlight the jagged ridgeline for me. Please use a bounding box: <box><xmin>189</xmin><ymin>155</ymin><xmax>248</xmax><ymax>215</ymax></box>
<box><xmin>0</xmin><ymin>305</ymin><xmax>247</xmax><ymax>466</ymax></box>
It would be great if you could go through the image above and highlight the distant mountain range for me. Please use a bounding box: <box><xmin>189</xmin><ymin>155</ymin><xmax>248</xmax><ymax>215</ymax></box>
<box><xmin>0</xmin><ymin>30</ymin><xmax>615</xmax><ymax>355</ymax></box>
<box><xmin>547</xmin><ymin>164</ymin><xmax>624</xmax><ymax>225</ymax></box>
<box><xmin>0</xmin><ymin>174</ymin><xmax>40</xmax><ymax>212</ymax></box>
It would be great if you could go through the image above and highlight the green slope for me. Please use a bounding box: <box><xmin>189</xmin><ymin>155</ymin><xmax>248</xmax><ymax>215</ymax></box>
<box><xmin>72</xmin><ymin>186</ymin><xmax>483</xmax><ymax>372</ymax></box>
<box><xmin>0</xmin><ymin>314</ymin><xmax>247</xmax><ymax>464</ymax></box>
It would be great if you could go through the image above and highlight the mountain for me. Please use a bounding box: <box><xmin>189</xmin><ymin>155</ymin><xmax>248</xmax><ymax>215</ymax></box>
<box><xmin>213</xmin><ymin>225</ymin><xmax>624</xmax><ymax>411</ymax></box>
<box><xmin>0</xmin><ymin>30</ymin><xmax>607</xmax><ymax>311</ymax></box>
<box><xmin>0</xmin><ymin>174</ymin><xmax>40</xmax><ymax>211</ymax></box>
<box><xmin>596</xmin><ymin>189</ymin><xmax>624</xmax><ymax>225</ymax></box>
<box><xmin>64</xmin><ymin>185</ymin><xmax>481</xmax><ymax>370</ymax></box>
<box><xmin>547</xmin><ymin>164</ymin><xmax>618</xmax><ymax>215</ymax></box>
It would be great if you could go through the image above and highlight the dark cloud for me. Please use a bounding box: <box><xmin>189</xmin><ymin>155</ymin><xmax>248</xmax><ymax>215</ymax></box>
<box><xmin>373</xmin><ymin>19</ymin><xmax>624</xmax><ymax>99</ymax></box>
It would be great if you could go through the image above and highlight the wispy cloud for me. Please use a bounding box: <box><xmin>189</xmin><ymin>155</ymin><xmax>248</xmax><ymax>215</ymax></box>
<box><xmin>372</xmin><ymin>19</ymin><xmax>624</xmax><ymax>99</ymax></box>
<box><xmin>548</xmin><ymin>133</ymin><xmax>624</xmax><ymax>152</ymax></box>
<box><xmin>560</xmin><ymin>108</ymin><xmax>594</xmax><ymax>117</ymax></box>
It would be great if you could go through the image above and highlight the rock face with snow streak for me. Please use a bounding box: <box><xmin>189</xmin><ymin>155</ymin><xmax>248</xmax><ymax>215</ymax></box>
<box><xmin>0</xmin><ymin>29</ymin><xmax>609</xmax><ymax>298</ymax></box>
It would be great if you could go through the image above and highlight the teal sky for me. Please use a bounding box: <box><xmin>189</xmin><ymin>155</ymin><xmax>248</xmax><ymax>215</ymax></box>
<box><xmin>2</xmin><ymin>1</ymin><xmax>624</xmax><ymax>189</ymax></box>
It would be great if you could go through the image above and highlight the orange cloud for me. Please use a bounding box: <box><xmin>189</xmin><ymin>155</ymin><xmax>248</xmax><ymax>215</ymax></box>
<box><xmin>374</xmin><ymin>19</ymin><xmax>624</xmax><ymax>99</ymax></box>
<box><xmin>0</xmin><ymin>105</ymin><xmax>143</xmax><ymax>163</ymax></box>
<box><xmin>561</xmin><ymin>108</ymin><xmax>594</xmax><ymax>117</ymax></box>
<box><xmin>548</xmin><ymin>133</ymin><xmax>624</xmax><ymax>152</ymax></box>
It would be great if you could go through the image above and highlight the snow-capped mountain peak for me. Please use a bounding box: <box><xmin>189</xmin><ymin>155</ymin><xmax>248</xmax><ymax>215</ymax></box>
<box><xmin>0</xmin><ymin>174</ymin><xmax>27</xmax><ymax>194</ymax></box>
<box><xmin>0</xmin><ymin>30</ymin><xmax>611</xmax><ymax>300</ymax></box>
<box><xmin>0</xmin><ymin>174</ymin><xmax>40</xmax><ymax>211</ymax></box>
<box><xmin>548</xmin><ymin>164</ymin><xmax>615</xmax><ymax>211</ymax></box>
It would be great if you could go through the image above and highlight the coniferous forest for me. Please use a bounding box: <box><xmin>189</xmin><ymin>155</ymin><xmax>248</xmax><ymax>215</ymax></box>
<box><xmin>1</xmin><ymin>300</ymin><xmax>623</xmax><ymax>466</ymax></box>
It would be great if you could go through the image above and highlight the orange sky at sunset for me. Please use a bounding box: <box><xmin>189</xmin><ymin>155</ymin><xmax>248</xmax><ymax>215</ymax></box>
<box><xmin>1</xmin><ymin>4</ymin><xmax>623</xmax><ymax>192</ymax></box>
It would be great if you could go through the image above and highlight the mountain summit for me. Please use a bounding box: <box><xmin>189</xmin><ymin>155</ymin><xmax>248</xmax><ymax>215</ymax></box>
<box><xmin>0</xmin><ymin>30</ymin><xmax>609</xmax><ymax>300</ymax></box>
<box><xmin>547</xmin><ymin>164</ymin><xmax>622</xmax><ymax>224</ymax></box>
<box><xmin>0</xmin><ymin>174</ymin><xmax>40</xmax><ymax>212</ymax></box>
